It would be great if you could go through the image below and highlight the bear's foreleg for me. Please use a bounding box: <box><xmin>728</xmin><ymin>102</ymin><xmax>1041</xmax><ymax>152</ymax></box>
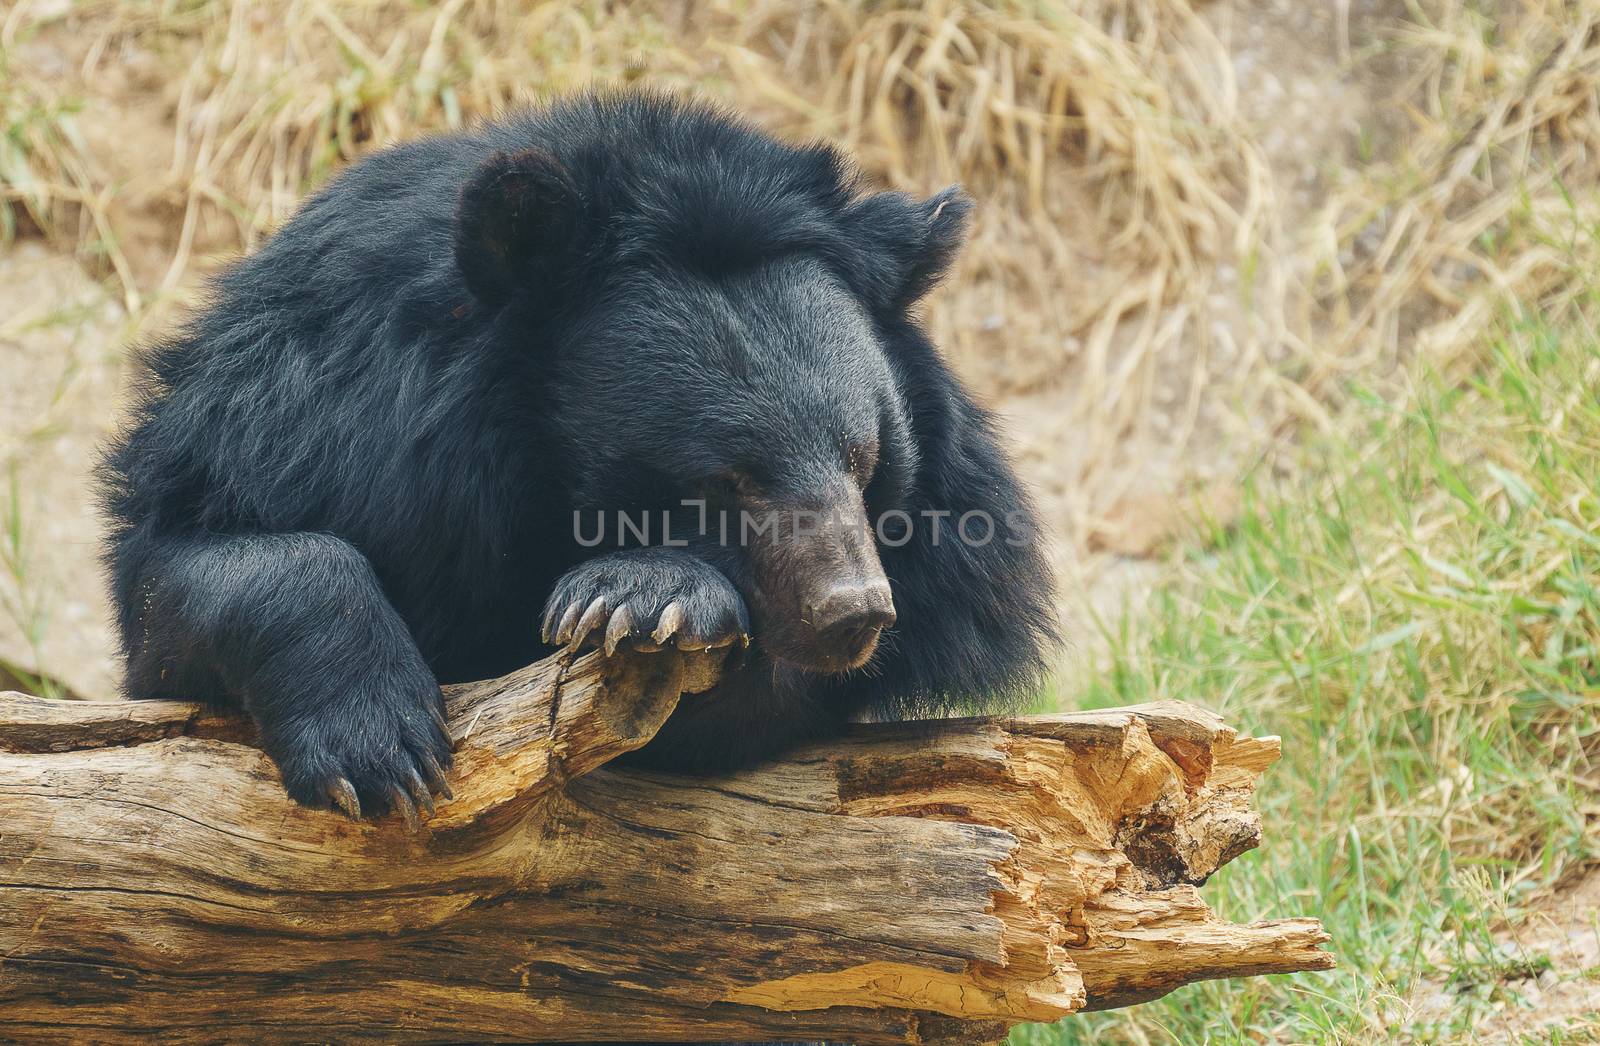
<box><xmin>120</xmin><ymin>531</ymin><xmax>452</xmax><ymax>821</ymax></box>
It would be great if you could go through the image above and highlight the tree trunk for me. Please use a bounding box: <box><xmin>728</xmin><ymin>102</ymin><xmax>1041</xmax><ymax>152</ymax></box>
<box><xmin>0</xmin><ymin>647</ymin><xmax>1332</xmax><ymax>1044</ymax></box>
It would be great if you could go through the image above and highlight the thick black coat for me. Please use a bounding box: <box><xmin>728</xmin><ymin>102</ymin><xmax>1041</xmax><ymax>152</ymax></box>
<box><xmin>100</xmin><ymin>92</ymin><xmax>1058</xmax><ymax>816</ymax></box>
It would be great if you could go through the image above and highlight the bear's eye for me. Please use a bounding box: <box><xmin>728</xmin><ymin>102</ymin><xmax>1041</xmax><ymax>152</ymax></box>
<box><xmin>709</xmin><ymin>470</ymin><xmax>760</xmax><ymax>501</ymax></box>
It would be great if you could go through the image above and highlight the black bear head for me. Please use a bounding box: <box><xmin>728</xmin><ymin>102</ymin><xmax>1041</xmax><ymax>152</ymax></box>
<box><xmin>453</xmin><ymin>104</ymin><xmax>972</xmax><ymax>674</ymax></box>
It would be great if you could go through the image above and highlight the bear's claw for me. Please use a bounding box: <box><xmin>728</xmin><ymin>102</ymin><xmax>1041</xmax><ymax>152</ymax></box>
<box><xmin>421</xmin><ymin>753</ymin><xmax>454</xmax><ymax>800</ymax></box>
<box><xmin>572</xmin><ymin>596</ymin><xmax>609</xmax><ymax>647</ymax></box>
<box><xmin>328</xmin><ymin>777</ymin><xmax>362</xmax><ymax>819</ymax></box>
<box><xmin>542</xmin><ymin>550</ymin><xmax>750</xmax><ymax>659</ymax></box>
<box><xmin>603</xmin><ymin>604</ymin><xmax>637</xmax><ymax>655</ymax></box>
<box><xmin>652</xmin><ymin>600</ymin><xmax>685</xmax><ymax>645</ymax></box>
<box><xmin>405</xmin><ymin>768</ymin><xmax>436</xmax><ymax>816</ymax></box>
<box><xmin>548</xmin><ymin>600</ymin><xmax>582</xmax><ymax>645</ymax></box>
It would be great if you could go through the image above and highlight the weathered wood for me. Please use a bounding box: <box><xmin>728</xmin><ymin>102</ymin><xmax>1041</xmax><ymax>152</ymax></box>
<box><xmin>0</xmin><ymin>648</ymin><xmax>1331</xmax><ymax>1043</ymax></box>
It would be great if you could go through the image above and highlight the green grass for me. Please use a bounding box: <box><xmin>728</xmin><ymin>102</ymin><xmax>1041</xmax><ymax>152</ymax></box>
<box><xmin>1012</xmin><ymin>298</ymin><xmax>1600</xmax><ymax>1043</ymax></box>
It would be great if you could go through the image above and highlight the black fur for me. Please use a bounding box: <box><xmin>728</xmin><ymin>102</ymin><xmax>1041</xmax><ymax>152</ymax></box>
<box><xmin>99</xmin><ymin>91</ymin><xmax>1058</xmax><ymax>817</ymax></box>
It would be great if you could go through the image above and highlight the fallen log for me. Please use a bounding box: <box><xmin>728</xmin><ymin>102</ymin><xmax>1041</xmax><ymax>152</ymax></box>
<box><xmin>0</xmin><ymin>647</ymin><xmax>1332</xmax><ymax>1043</ymax></box>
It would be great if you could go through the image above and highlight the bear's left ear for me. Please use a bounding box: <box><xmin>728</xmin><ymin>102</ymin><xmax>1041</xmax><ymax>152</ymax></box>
<box><xmin>454</xmin><ymin>148</ymin><xmax>582</xmax><ymax>307</ymax></box>
<box><xmin>844</xmin><ymin>186</ymin><xmax>973</xmax><ymax>311</ymax></box>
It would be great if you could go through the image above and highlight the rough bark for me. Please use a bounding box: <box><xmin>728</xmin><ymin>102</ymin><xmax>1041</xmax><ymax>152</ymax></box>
<box><xmin>0</xmin><ymin>647</ymin><xmax>1332</xmax><ymax>1043</ymax></box>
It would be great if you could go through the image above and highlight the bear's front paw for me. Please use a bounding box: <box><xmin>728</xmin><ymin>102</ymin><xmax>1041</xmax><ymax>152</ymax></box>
<box><xmin>540</xmin><ymin>550</ymin><xmax>750</xmax><ymax>656</ymax></box>
<box><xmin>267</xmin><ymin>669</ymin><xmax>454</xmax><ymax>828</ymax></box>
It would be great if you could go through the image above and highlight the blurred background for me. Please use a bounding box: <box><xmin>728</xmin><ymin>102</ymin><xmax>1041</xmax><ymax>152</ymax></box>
<box><xmin>2</xmin><ymin>1</ymin><xmax>1598</xmax><ymax>1041</ymax></box>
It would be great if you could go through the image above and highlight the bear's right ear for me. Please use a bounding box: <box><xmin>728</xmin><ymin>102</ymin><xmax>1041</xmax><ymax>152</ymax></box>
<box><xmin>454</xmin><ymin>149</ymin><xmax>582</xmax><ymax>307</ymax></box>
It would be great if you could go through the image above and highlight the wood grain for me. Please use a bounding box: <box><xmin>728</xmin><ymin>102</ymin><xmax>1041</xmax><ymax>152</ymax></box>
<box><xmin>0</xmin><ymin>647</ymin><xmax>1331</xmax><ymax>1043</ymax></box>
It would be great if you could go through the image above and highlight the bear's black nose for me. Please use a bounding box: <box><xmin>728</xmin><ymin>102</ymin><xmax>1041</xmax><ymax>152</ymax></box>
<box><xmin>807</xmin><ymin>581</ymin><xmax>897</xmax><ymax>649</ymax></box>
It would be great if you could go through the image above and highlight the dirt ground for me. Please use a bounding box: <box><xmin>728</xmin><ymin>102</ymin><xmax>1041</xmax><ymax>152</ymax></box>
<box><xmin>0</xmin><ymin>240</ymin><xmax>125</xmax><ymax>699</ymax></box>
<box><xmin>1407</xmin><ymin>866</ymin><xmax>1600</xmax><ymax>1042</ymax></box>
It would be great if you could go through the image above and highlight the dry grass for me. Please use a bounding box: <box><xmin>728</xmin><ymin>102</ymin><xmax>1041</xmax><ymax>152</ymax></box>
<box><xmin>0</xmin><ymin>0</ymin><xmax>1281</xmax><ymax>549</ymax></box>
<box><xmin>0</xmin><ymin>20</ymin><xmax>139</xmax><ymax>307</ymax></box>
<box><xmin>4</xmin><ymin>1</ymin><xmax>1596</xmax><ymax>471</ymax></box>
<box><xmin>1308</xmin><ymin>0</ymin><xmax>1600</xmax><ymax>399</ymax></box>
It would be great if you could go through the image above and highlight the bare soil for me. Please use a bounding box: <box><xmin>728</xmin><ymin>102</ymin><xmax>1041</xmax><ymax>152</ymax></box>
<box><xmin>0</xmin><ymin>242</ymin><xmax>126</xmax><ymax>699</ymax></box>
<box><xmin>1408</xmin><ymin>865</ymin><xmax>1600</xmax><ymax>1042</ymax></box>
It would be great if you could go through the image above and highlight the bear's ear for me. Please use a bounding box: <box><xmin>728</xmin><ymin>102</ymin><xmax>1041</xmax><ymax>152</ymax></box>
<box><xmin>845</xmin><ymin>186</ymin><xmax>973</xmax><ymax>311</ymax></box>
<box><xmin>454</xmin><ymin>149</ymin><xmax>582</xmax><ymax>307</ymax></box>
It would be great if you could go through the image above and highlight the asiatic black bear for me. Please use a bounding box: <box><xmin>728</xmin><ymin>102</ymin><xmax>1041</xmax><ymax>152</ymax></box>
<box><xmin>99</xmin><ymin>91</ymin><xmax>1058</xmax><ymax>820</ymax></box>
